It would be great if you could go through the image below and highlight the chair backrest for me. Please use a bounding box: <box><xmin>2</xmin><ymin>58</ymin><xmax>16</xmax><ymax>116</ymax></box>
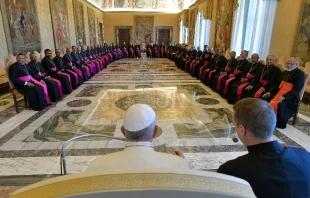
<box><xmin>276</xmin><ymin>63</ymin><xmax>286</xmax><ymax>72</ymax></box>
<box><xmin>0</xmin><ymin>58</ymin><xmax>6</xmax><ymax>76</ymax></box>
<box><xmin>6</xmin><ymin>54</ymin><xmax>16</xmax><ymax>63</ymax></box>
<box><xmin>259</xmin><ymin>60</ymin><xmax>266</xmax><ymax>65</ymax></box>
<box><xmin>246</xmin><ymin>58</ymin><xmax>252</xmax><ymax>63</ymax></box>
<box><xmin>278</xmin><ymin>56</ymin><xmax>288</xmax><ymax>66</ymax></box>
<box><xmin>298</xmin><ymin>66</ymin><xmax>310</xmax><ymax>100</ymax></box>
<box><xmin>11</xmin><ymin>168</ymin><xmax>256</xmax><ymax>198</ymax></box>
<box><xmin>5</xmin><ymin>62</ymin><xmax>16</xmax><ymax>89</ymax></box>
<box><xmin>25</xmin><ymin>52</ymin><xmax>31</xmax><ymax>64</ymax></box>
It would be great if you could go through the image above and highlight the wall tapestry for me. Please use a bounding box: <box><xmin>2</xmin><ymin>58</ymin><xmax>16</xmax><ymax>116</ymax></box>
<box><xmin>293</xmin><ymin>0</ymin><xmax>310</xmax><ymax>63</ymax></box>
<box><xmin>73</xmin><ymin>0</ymin><xmax>86</xmax><ymax>45</ymax></box>
<box><xmin>87</xmin><ymin>7</ymin><xmax>97</xmax><ymax>45</ymax></box>
<box><xmin>134</xmin><ymin>15</ymin><xmax>154</xmax><ymax>44</ymax></box>
<box><xmin>1</xmin><ymin>0</ymin><xmax>41</xmax><ymax>54</ymax></box>
<box><xmin>50</xmin><ymin>0</ymin><xmax>71</xmax><ymax>49</ymax></box>
<box><xmin>214</xmin><ymin>0</ymin><xmax>237</xmax><ymax>50</ymax></box>
<box><xmin>188</xmin><ymin>8</ymin><xmax>197</xmax><ymax>45</ymax></box>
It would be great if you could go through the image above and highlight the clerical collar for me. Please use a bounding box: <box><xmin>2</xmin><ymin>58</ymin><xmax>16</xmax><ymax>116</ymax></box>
<box><xmin>125</xmin><ymin>142</ymin><xmax>153</xmax><ymax>148</ymax></box>
<box><xmin>247</xmin><ymin>141</ymin><xmax>284</xmax><ymax>155</ymax></box>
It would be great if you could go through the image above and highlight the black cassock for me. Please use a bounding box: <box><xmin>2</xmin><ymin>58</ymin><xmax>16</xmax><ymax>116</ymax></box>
<box><xmin>53</xmin><ymin>56</ymin><xmax>82</xmax><ymax>89</ymax></box>
<box><xmin>9</xmin><ymin>62</ymin><xmax>47</xmax><ymax>111</ymax></box>
<box><xmin>242</xmin><ymin>64</ymin><xmax>281</xmax><ymax>102</ymax></box>
<box><xmin>205</xmin><ymin>55</ymin><xmax>227</xmax><ymax>88</ymax></box>
<box><xmin>227</xmin><ymin>62</ymin><xmax>264</xmax><ymax>104</ymax></box>
<box><xmin>41</xmin><ymin>57</ymin><xmax>72</xmax><ymax>94</ymax></box>
<box><xmin>219</xmin><ymin>59</ymin><xmax>249</xmax><ymax>98</ymax></box>
<box><xmin>28</xmin><ymin>61</ymin><xmax>61</xmax><ymax>102</ymax></box>
<box><xmin>272</xmin><ymin>68</ymin><xmax>305</xmax><ymax>128</ymax></box>
<box><xmin>211</xmin><ymin>58</ymin><xmax>237</xmax><ymax>91</ymax></box>
<box><xmin>66</xmin><ymin>53</ymin><xmax>89</xmax><ymax>81</ymax></box>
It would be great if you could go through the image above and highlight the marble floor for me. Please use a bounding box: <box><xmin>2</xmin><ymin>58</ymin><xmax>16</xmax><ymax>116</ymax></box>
<box><xmin>0</xmin><ymin>58</ymin><xmax>310</xmax><ymax>196</ymax></box>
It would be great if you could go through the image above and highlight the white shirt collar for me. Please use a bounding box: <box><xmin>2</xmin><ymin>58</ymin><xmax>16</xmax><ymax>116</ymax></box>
<box><xmin>125</xmin><ymin>141</ymin><xmax>153</xmax><ymax>148</ymax></box>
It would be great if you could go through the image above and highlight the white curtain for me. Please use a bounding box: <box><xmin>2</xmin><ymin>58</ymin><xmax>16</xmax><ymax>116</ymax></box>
<box><xmin>179</xmin><ymin>20</ymin><xmax>184</xmax><ymax>44</ymax></box>
<box><xmin>231</xmin><ymin>0</ymin><xmax>277</xmax><ymax>60</ymax></box>
<box><xmin>204</xmin><ymin>19</ymin><xmax>211</xmax><ymax>47</ymax></box>
<box><xmin>194</xmin><ymin>12</ymin><xmax>201</xmax><ymax>48</ymax></box>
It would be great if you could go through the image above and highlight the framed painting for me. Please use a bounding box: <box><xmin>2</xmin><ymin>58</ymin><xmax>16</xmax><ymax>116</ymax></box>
<box><xmin>134</xmin><ymin>15</ymin><xmax>154</xmax><ymax>44</ymax></box>
<box><xmin>50</xmin><ymin>0</ymin><xmax>71</xmax><ymax>49</ymax></box>
<box><xmin>292</xmin><ymin>0</ymin><xmax>310</xmax><ymax>63</ymax></box>
<box><xmin>73</xmin><ymin>0</ymin><xmax>86</xmax><ymax>45</ymax></box>
<box><xmin>87</xmin><ymin>7</ymin><xmax>97</xmax><ymax>45</ymax></box>
<box><xmin>0</xmin><ymin>0</ymin><xmax>41</xmax><ymax>54</ymax></box>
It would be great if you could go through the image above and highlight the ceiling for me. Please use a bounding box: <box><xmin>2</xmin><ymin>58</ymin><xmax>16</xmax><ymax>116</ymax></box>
<box><xmin>87</xmin><ymin>0</ymin><xmax>196</xmax><ymax>13</ymax></box>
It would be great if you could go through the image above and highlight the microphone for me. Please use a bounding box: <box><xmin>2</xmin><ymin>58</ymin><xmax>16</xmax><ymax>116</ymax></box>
<box><xmin>232</xmin><ymin>133</ymin><xmax>239</xmax><ymax>143</ymax></box>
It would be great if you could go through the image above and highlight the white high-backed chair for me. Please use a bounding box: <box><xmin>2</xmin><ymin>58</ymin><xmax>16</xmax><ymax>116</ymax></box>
<box><xmin>6</xmin><ymin>54</ymin><xmax>16</xmax><ymax>63</ymax></box>
<box><xmin>24</xmin><ymin>52</ymin><xmax>31</xmax><ymax>64</ymax></box>
<box><xmin>11</xmin><ymin>168</ymin><xmax>256</xmax><ymax>198</ymax></box>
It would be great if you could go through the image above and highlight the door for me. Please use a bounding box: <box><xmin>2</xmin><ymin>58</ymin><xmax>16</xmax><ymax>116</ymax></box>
<box><xmin>158</xmin><ymin>29</ymin><xmax>170</xmax><ymax>46</ymax></box>
<box><xmin>118</xmin><ymin>29</ymin><xmax>130</xmax><ymax>46</ymax></box>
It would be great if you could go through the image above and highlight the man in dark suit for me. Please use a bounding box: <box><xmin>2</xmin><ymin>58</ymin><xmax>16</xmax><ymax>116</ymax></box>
<box><xmin>218</xmin><ymin>98</ymin><xmax>310</xmax><ymax>198</ymax></box>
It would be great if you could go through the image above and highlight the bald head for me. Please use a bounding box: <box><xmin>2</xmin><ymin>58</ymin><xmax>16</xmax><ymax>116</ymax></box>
<box><xmin>266</xmin><ymin>55</ymin><xmax>276</xmax><ymax>66</ymax></box>
<box><xmin>251</xmin><ymin>53</ymin><xmax>259</xmax><ymax>63</ymax></box>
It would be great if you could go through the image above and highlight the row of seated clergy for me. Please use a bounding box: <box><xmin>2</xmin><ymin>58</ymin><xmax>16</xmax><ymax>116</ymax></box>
<box><xmin>8</xmin><ymin>45</ymin><xmax>124</xmax><ymax>111</ymax></box>
<box><xmin>121</xmin><ymin>43</ymin><xmax>141</xmax><ymax>58</ymax></box>
<box><xmin>175</xmin><ymin>48</ymin><xmax>305</xmax><ymax>129</ymax></box>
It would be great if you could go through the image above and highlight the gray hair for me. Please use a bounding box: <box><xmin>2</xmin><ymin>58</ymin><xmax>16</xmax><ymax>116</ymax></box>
<box><xmin>124</xmin><ymin>120</ymin><xmax>156</xmax><ymax>141</ymax></box>
<box><xmin>233</xmin><ymin>98</ymin><xmax>276</xmax><ymax>140</ymax></box>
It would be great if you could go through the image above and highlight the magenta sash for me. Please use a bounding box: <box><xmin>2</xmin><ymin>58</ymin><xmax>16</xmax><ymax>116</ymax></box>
<box><xmin>225</xmin><ymin>66</ymin><xmax>233</xmax><ymax>72</ymax></box>
<box><xmin>236</xmin><ymin>74</ymin><xmax>255</xmax><ymax>101</ymax></box>
<box><xmin>67</xmin><ymin>70</ymin><xmax>79</xmax><ymax>85</ymax></box>
<box><xmin>83</xmin><ymin>65</ymin><xmax>91</xmax><ymax>77</ymax></box>
<box><xmin>50</xmin><ymin>67</ymin><xmax>57</xmax><ymax>72</ymax></box>
<box><xmin>75</xmin><ymin>68</ymin><xmax>83</xmax><ymax>80</ymax></box>
<box><xmin>18</xmin><ymin>76</ymin><xmax>50</xmax><ymax>105</ymax></box>
<box><xmin>234</xmin><ymin>69</ymin><xmax>242</xmax><ymax>75</ymax></box>
<box><xmin>89</xmin><ymin>56</ymin><xmax>93</xmax><ymax>59</ymax></box>
<box><xmin>190</xmin><ymin>62</ymin><xmax>196</xmax><ymax>74</ymax></box>
<box><xmin>51</xmin><ymin>67</ymin><xmax>72</xmax><ymax>91</ymax></box>
<box><xmin>217</xmin><ymin>74</ymin><xmax>227</xmax><ymax>90</ymax></box>
<box><xmin>68</xmin><ymin>62</ymin><xmax>73</xmax><ymax>67</ymax></box>
<box><xmin>136</xmin><ymin>49</ymin><xmax>141</xmax><ymax>58</ymax></box>
<box><xmin>208</xmin><ymin>70</ymin><xmax>215</xmax><ymax>80</ymax></box>
<box><xmin>224</xmin><ymin>77</ymin><xmax>235</xmax><ymax>94</ymax></box>
<box><xmin>254</xmin><ymin>80</ymin><xmax>268</xmax><ymax>98</ymax></box>
<box><xmin>37</xmin><ymin>72</ymin><xmax>46</xmax><ymax>77</ymax></box>
<box><xmin>50</xmin><ymin>78</ymin><xmax>63</xmax><ymax>96</ymax></box>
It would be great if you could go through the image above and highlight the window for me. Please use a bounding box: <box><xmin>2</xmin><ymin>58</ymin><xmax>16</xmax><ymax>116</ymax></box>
<box><xmin>179</xmin><ymin>20</ymin><xmax>184</xmax><ymax>44</ymax></box>
<box><xmin>194</xmin><ymin>10</ymin><xmax>212</xmax><ymax>50</ymax></box>
<box><xmin>231</xmin><ymin>0</ymin><xmax>277</xmax><ymax>60</ymax></box>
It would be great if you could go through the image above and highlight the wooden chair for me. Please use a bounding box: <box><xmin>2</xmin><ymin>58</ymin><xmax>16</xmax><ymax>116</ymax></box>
<box><xmin>0</xmin><ymin>58</ymin><xmax>9</xmax><ymax>95</ymax></box>
<box><xmin>5</xmin><ymin>63</ymin><xmax>28</xmax><ymax>113</ymax></box>
<box><xmin>292</xmin><ymin>66</ymin><xmax>309</xmax><ymax>125</ymax></box>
